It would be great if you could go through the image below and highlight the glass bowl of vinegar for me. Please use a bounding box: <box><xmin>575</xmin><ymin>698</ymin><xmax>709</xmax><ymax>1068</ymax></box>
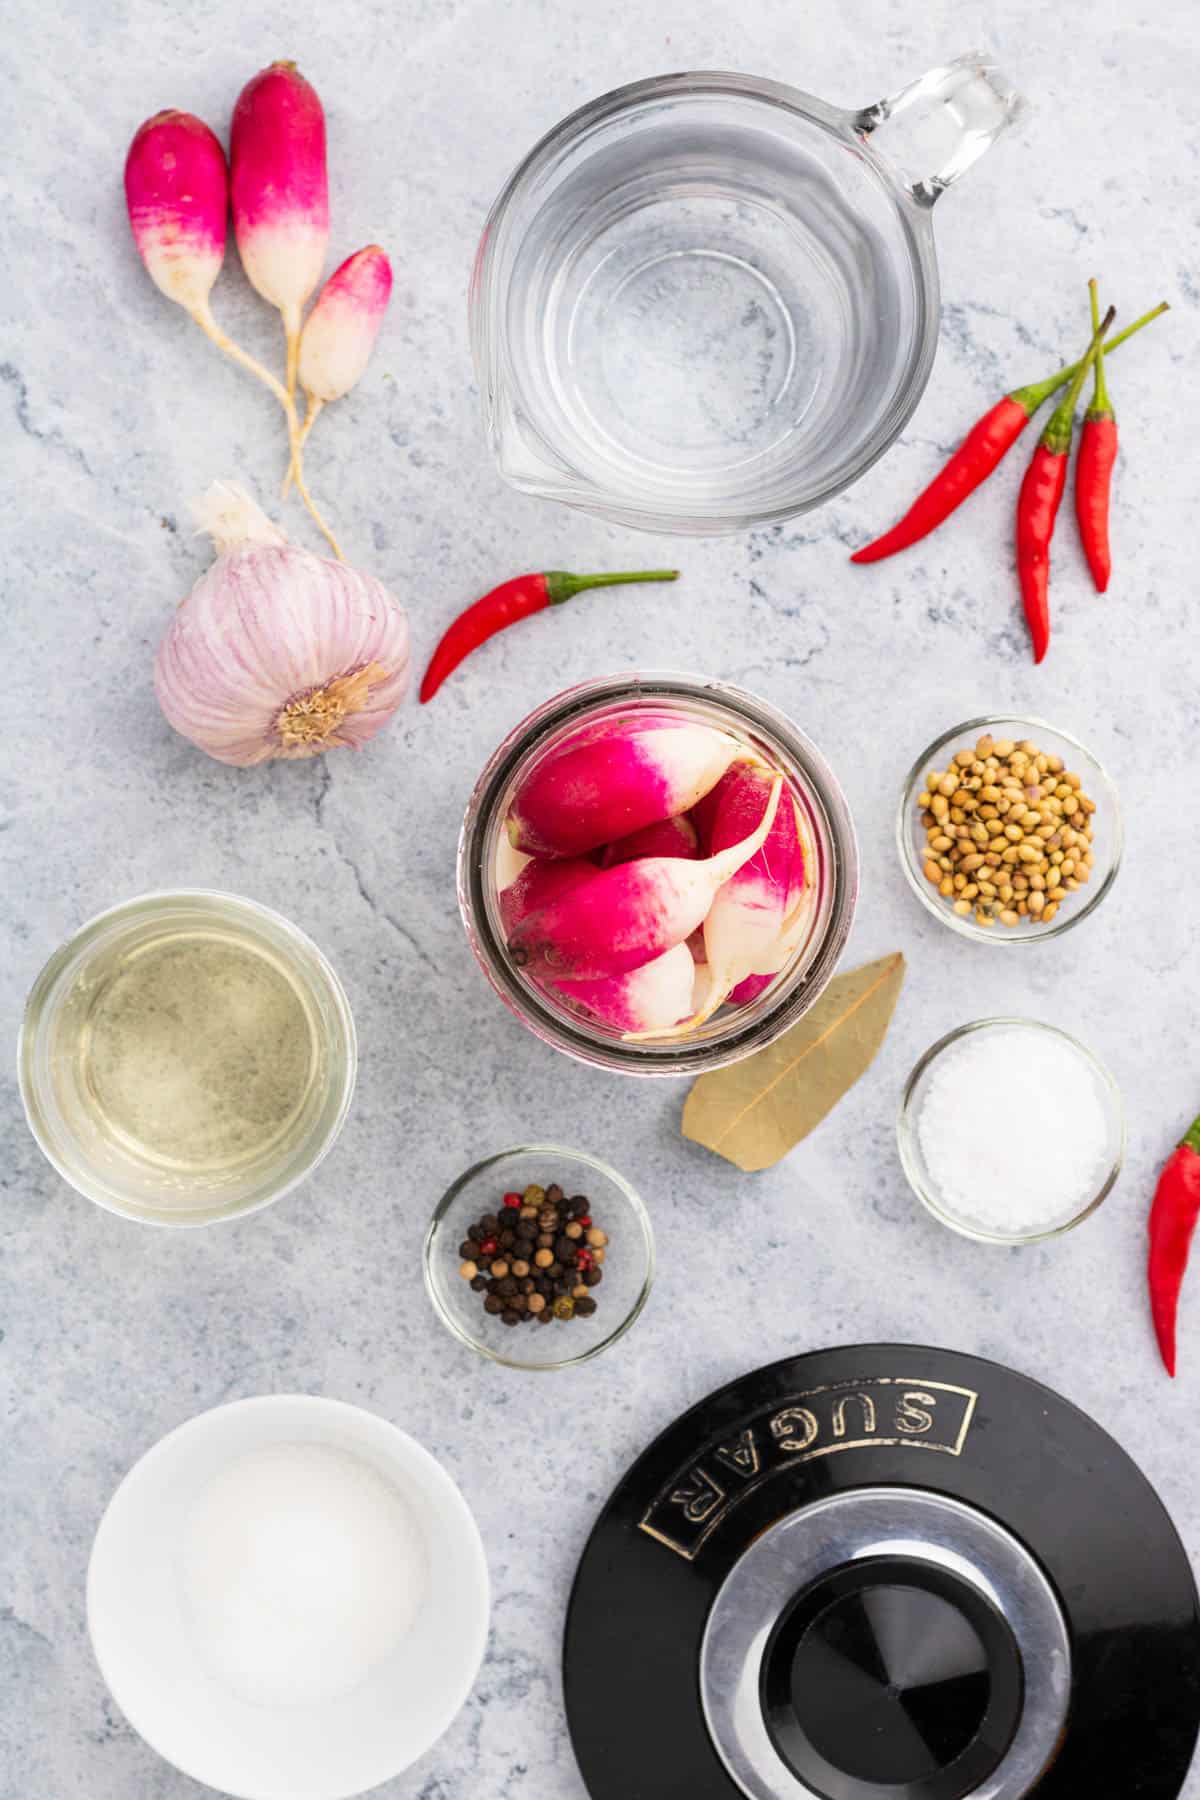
<box><xmin>19</xmin><ymin>891</ymin><xmax>356</xmax><ymax>1226</ymax></box>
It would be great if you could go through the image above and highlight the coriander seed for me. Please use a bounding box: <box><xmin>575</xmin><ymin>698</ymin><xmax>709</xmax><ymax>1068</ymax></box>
<box><xmin>917</xmin><ymin>732</ymin><xmax>1097</xmax><ymax>931</ymax></box>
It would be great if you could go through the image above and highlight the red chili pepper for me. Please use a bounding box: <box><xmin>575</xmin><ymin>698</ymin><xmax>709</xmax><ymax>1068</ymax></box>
<box><xmin>1074</xmin><ymin>278</ymin><xmax>1123</xmax><ymax>593</ymax></box>
<box><xmin>1075</xmin><ymin>414</ymin><xmax>1117</xmax><ymax>593</ymax></box>
<box><xmin>850</xmin><ymin>303</ymin><xmax>1169</xmax><ymax>565</ymax></box>
<box><xmin>850</xmin><ymin>394</ymin><xmax>1038</xmax><ymax>565</ymax></box>
<box><xmin>419</xmin><ymin>567</ymin><xmax>679</xmax><ymax>702</ymax></box>
<box><xmin>1015</xmin><ymin>306</ymin><xmax>1114</xmax><ymax>662</ymax></box>
<box><xmin>1148</xmin><ymin>1114</ymin><xmax>1200</xmax><ymax>1377</ymax></box>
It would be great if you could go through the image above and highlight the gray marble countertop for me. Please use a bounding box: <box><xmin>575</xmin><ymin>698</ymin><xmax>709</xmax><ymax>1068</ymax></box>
<box><xmin>4</xmin><ymin>0</ymin><xmax>1199</xmax><ymax>1795</ymax></box>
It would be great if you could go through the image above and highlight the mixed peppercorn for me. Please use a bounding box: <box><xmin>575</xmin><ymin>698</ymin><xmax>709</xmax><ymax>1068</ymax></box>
<box><xmin>458</xmin><ymin>1182</ymin><xmax>607</xmax><ymax>1327</ymax></box>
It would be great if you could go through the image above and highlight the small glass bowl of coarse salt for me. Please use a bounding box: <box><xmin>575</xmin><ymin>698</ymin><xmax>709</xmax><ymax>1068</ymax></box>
<box><xmin>898</xmin><ymin>1019</ymin><xmax>1125</xmax><ymax>1243</ymax></box>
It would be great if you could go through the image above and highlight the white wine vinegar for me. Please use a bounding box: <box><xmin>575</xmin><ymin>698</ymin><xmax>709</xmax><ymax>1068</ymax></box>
<box><xmin>77</xmin><ymin>927</ymin><xmax>318</xmax><ymax>1172</ymax></box>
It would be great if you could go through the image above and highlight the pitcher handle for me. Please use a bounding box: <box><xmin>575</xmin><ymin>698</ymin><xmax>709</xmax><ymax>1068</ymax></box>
<box><xmin>855</xmin><ymin>52</ymin><xmax>1029</xmax><ymax>207</ymax></box>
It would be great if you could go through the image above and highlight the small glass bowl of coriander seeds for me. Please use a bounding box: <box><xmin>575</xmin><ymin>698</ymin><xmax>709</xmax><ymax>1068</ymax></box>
<box><xmin>897</xmin><ymin>716</ymin><xmax>1122</xmax><ymax>944</ymax></box>
<box><xmin>423</xmin><ymin>1145</ymin><xmax>654</xmax><ymax>1370</ymax></box>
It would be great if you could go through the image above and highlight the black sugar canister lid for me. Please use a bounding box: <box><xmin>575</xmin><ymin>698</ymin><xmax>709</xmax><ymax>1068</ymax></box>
<box><xmin>563</xmin><ymin>1344</ymin><xmax>1200</xmax><ymax>1800</ymax></box>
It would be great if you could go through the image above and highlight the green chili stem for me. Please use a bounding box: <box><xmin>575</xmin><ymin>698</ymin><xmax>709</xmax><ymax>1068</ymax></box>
<box><xmin>1012</xmin><ymin>300</ymin><xmax>1169</xmax><ymax>415</ymax></box>
<box><xmin>1088</xmin><ymin>278</ymin><xmax>1113</xmax><ymax>419</ymax></box>
<box><xmin>190</xmin><ymin>304</ymin><xmax>343</xmax><ymax>560</ymax></box>
<box><xmin>546</xmin><ymin>569</ymin><xmax>680</xmax><ymax>604</ymax></box>
<box><xmin>1041</xmin><ymin>305</ymin><xmax>1114</xmax><ymax>454</ymax></box>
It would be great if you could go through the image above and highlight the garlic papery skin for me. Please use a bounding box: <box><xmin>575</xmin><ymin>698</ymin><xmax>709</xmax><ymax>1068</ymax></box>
<box><xmin>155</xmin><ymin>483</ymin><xmax>410</xmax><ymax>766</ymax></box>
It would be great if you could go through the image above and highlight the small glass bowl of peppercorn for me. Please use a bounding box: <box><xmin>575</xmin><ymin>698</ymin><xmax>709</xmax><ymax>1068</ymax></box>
<box><xmin>423</xmin><ymin>1145</ymin><xmax>654</xmax><ymax>1370</ymax></box>
<box><xmin>897</xmin><ymin>715</ymin><xmax>1122</xmax><ymax>945</ymax></box>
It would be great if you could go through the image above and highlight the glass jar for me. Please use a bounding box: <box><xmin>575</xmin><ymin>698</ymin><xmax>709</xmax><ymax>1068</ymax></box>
<box><xmin>457</xmin><ymin>673</ymin><xmax>858</xmax><ymax>1075</ymax></box>
<box><xmin>19</xmin><ymin>891</ymin><xmax>357</xmax><ymax>1226</ymax></box>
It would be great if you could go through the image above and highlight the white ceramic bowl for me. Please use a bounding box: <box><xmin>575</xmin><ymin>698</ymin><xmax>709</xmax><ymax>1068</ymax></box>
<box><xmin>87</xmin><ymin>1396</ymin><xmax>489</xmax><ymax>1800</ymax></box>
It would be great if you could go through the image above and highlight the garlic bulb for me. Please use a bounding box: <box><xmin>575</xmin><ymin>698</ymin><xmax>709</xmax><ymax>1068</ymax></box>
<box><xmin>155</xmin><ymin>483</ymin><xmax>410</xmax><ymax>765</ymax></box>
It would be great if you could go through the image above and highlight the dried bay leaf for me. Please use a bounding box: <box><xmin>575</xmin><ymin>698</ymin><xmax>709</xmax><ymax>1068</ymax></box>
<box><xmin>681</xmin><ymin>953</ymin><xmax>906</xmax><ymax>1172</ymax></box>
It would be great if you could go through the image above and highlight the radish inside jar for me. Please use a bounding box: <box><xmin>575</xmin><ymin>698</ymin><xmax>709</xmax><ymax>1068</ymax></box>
<box><xmin>458</xmin><ymin>675</ymin><xmax>859</xmax><ymax>1076</ymax></box>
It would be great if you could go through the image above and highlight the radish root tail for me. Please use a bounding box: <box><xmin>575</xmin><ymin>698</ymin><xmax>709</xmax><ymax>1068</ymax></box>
<box><xmin>282</xmin><ymin>396</ymin><xmax>322</xmax><ymax>499</ymax></box>
<box><xmin>189</xmin><ymin>305</ymin><xmax>343</xmax><ymax>561</ymax></box>
<box><xmin>282</xmin><ymin>302</ymin><xmax>302</xmax><ymax>403</ymax></box>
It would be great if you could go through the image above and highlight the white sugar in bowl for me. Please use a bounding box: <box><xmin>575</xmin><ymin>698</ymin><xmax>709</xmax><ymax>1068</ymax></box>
<box><xmin>87</xmin><ymin>1396</ymin><xmax>489</xmax><ymax>1800</ymax></box>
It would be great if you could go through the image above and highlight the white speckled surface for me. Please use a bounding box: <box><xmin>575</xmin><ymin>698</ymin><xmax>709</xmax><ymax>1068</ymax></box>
<box><xmin>3</xmin><ymin>1</ymin><xmax>1199</xmax><ymax>1795</ymax></box>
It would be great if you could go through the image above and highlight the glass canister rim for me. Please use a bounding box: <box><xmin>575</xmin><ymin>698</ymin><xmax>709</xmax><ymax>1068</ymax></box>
<box><xmin>457</xmin><ymin>672</ymin><xmax>860</xmax><ymax>1076</ymax></box>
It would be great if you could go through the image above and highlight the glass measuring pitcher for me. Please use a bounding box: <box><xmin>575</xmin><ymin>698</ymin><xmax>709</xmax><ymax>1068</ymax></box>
<box><xmin>470</xmin><ymin>54</ymin><xmax>1027</xmax><ymax>535</ymax></box>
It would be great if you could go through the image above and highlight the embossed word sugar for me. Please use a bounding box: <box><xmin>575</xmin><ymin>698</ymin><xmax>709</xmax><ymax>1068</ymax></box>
<box><xmin>640</xmin><ymin>1375</ymin><xmax>977</xmax><ymax>1560</ymax></box>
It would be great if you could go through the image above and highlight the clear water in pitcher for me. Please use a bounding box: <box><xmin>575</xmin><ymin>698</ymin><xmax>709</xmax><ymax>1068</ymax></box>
<box><xmin>509</xmin><ymin>116</ymin><xmax>913</xmax><ymax>508</ymax></box>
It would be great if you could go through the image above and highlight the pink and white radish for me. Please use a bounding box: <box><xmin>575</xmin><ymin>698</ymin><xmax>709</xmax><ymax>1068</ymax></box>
<box><xmin>749</xmin><ymin>864</ymin><xmax>815</xmax><ymax>972</ymax></box>
<box><xmin>500</xmin><ymin>855</ymin><xmax>693</xmax><ymax>1030</ymax></box>
<box><xmin>690</xmin><ymin>952</ymin><xmax>782</xmax><ymax>1018</ymax></box>
<box><xmin>508</xmin><ymin>777</ymin><xmax>781</xmax><ymax>980</ymax></box>
<box><xmin>284</xmin><ymin>245</ymin><xmax>393</xmax><ymax>496</ymax></box>
<box><xmin>231</xmin><ymin>61</ymin><xmax>329</xmax><ymax>400</ymax></box>
<box><xmin>125</xmin><ymin>111</ymin><xmax>228</xmax><ymax>315</ymax></box>
<box><xmin>687</xmin><ymin>780</ymin><xmax>727</xmax><ymax>854</ymax></box>
<box><xmin>124</xmin><ymin>111</ymin><xmax>278</xmax><ymax>393</ymax></box>
<box><xmin>727</xmin><ymin>971</ymin><xmax>774</xmax><ymax>1007</ymax></box>
<box><xmin>507</xmin><ymin>719</ymin><xmax>741</xmax><ymax>859</ymax></box>
<box><xmin>125</xmin><ymin>105</ymin><xmax>341</xmax><ymax>558</ymax></box>
<box><xmin>731</xmin><ymin>804</ymin><xmax>815</xmax><ymax>981</ymax></box>
<box><xmin>495</xmin><ymin>837</ymin><xmax>532</xmax><ymax>891</ymax></box>
<box><xmin>689</xmin><ymin>959</ymin><xmax>715</xmax><ymax>1016</ymax></box>
<box><xmin>555</xmin><ymin>942</ymin><xmax>695</xmax><ymax>1033</ymax></box>
<box><xmin>693</xmin><ymin>763</ymin><xmax>807</xmax><ymax>1023</ymax></box>
<box><xmin>599</xmin><ymin>812</ymin><xmax>699</xmax><ymax>867</ymax></box>
<box><xmin>499</xmin><ymin>857</ymin><xmax>597</xmax><ymax>935</ymax></box>
<box><xmin>718</xmin><ymin>864</ymin><xmax>817</xmax><ymax>1007</ymax></box>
